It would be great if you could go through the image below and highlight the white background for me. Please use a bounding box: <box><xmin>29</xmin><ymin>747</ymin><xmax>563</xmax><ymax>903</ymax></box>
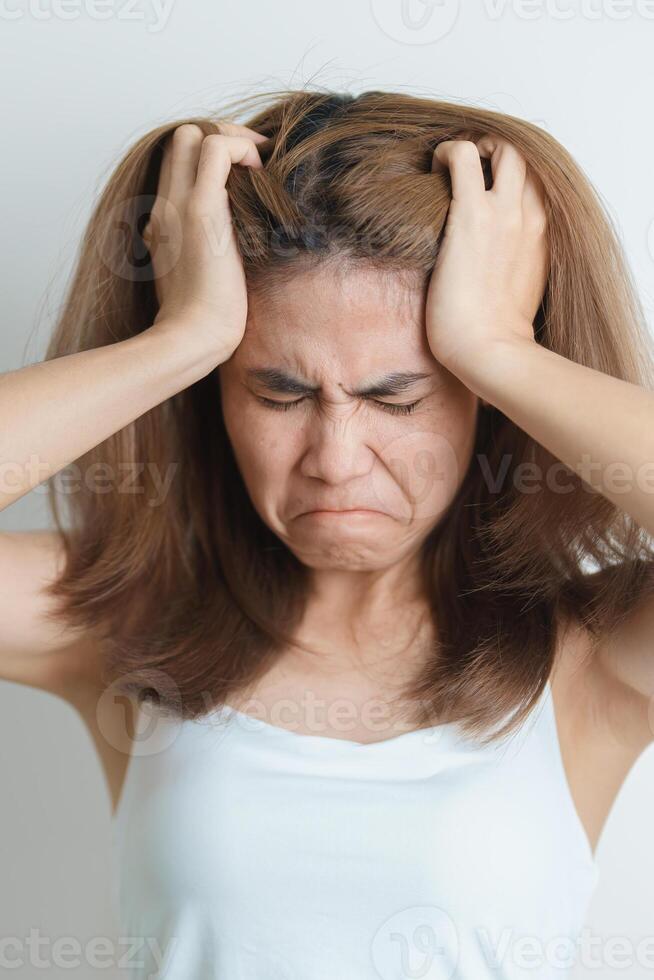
<box><xmin>1</xmin><ymin>0</ymin><xmax>654</xmax><ymax>977</ymax></box>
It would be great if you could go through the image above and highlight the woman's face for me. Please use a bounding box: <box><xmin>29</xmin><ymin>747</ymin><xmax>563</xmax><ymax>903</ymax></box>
<box><xmin>218</xmin><ymin>263</ymin><xmax>480</xmax><ymax>572</ymax></box>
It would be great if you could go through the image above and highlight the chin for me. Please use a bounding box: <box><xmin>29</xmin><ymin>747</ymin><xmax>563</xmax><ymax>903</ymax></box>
<box><xmin>293</xmin><ymin>550</ymin><xmax>396</xmax><ymax>572</ymax></box>
<box><xmin>283</xmin><ymin>528</ymin><xmax>407</xmax><ymax>571</ymax></box>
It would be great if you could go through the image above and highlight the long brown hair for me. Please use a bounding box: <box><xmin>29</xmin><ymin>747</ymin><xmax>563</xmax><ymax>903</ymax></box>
<box><xmin>43</xmin><ymin>87</ymin><xmax>654</xmax><ymax>743</ymax></box>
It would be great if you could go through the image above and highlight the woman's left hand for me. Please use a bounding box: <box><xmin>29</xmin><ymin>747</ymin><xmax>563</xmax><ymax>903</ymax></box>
<box><xmin>425</xmin><ymin>136</ymin><xmax>550</xmax><ymax>388</ymax></box>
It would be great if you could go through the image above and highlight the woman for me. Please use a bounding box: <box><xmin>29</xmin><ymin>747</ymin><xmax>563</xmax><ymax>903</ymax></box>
<box><xmin>2</xmin><ymin>89</ymin><xmax>654</xmax><ymax>977</ymax></box>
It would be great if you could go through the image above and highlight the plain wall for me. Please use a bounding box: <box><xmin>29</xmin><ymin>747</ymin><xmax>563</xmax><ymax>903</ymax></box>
<box><xmin>1</xmin><ymin>1</ymin><xmax>654</xmax><ymax>976</ymax></box>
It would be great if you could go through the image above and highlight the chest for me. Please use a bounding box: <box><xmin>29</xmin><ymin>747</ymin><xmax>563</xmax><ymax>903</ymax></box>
<box><xmin>112</xmin><ymin>705</ymin><xmax>598</xmax><ymax>977</ymax></box>
<box><xmin>222</xmin><ymin>644</ymin><xmax>433</xmax><ymax>743</ymax></box>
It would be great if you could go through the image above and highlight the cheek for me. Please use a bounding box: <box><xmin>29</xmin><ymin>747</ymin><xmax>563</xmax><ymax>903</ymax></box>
<box><xmin>222</xmin><ymin>398</ymin><xmax>296</xmax><ymax>497</ymax></box>
<box><xmin>372</xmin><ymin>405</ymin><xmax>477</xmax><ymax>522</ymax></box>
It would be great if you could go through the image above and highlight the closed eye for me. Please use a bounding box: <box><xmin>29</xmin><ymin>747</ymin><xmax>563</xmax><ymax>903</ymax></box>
<box><xmin>256</xmin><ymin>396</ymin><xmax>421</xmax><ymax>416</ymax></box>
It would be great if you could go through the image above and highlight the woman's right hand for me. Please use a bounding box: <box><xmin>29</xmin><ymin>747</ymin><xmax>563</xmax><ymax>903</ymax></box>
<box><xmin>142</xmin><ymin>121</ymin><xmax>267</xmax><ymax>365</ymax></box>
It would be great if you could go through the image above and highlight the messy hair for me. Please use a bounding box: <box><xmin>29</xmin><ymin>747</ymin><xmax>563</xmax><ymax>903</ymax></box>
<box><xmin>43</xmin><ymin>87</ymin><xmax>654</xmax><ymax>743</ymax></box>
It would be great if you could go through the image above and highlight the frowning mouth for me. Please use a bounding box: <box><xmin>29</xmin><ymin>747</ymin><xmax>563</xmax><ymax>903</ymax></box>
<box><xmin>299</xmin><ymin>508</ymin><xmax>389</xmax><ymax>517</ymax></box>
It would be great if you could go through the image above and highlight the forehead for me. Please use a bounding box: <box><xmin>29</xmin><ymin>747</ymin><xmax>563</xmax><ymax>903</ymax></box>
<box><xmin>239</xmin><ymin>262</ymin><xmax>433</xmax><ymax>376</ymax></box>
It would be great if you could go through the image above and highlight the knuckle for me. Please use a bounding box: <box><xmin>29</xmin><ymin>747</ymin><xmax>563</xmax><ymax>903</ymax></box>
<box><xmin>196</xmin><ymin>134</ymin><xmax>228</xmax><ymax>167</ymax></box>
<box><xmin>454</xmin><ymin>140</ymin><xmax>480</xmax><ymax>159</ymax></box>
<box><xmin>172</xmin><ymin>123</ymin><xmax>204</xmax><ymax>147</ymax></box>
<box><xmin>201</xmin><ymin>133</ymin><xmax>225</xmax><ymax>151</ymax></box>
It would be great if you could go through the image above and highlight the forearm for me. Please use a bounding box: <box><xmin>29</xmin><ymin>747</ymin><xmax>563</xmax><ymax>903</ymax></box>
<box><xmin>0</xmin><ymin>324</ymin><xmax>221</xmax><ymax>512</ymax></box>
<box><xmin>464</xmin><ymin>335</ymin><xmax>654</xmax><ymax>538</ymax></box>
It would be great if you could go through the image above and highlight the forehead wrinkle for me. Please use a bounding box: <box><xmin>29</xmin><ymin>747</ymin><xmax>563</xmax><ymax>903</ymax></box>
<box><xmin>245</xmin><ymin>367</ymin><xmax>433</xmax><ymax>398</ymax></box>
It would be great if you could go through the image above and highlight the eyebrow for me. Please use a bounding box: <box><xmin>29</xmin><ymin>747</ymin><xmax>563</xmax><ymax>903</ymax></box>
<box><xmin>245</xmin><ymin>368</ymin><xmax>433</xmax><ymax>398</ymax></box>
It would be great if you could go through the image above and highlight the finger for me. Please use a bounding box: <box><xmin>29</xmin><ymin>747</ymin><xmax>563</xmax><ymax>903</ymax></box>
<box><xmin>475</xmin><ymin>135</ymin><xmax>527</xmax><ymax>203</ymax></box>
<box><xmin>216</xmin><ymin>120</ymin><xmax>269</xmax><ymax>144</ymax></box>
<box><xmin>194</xmin><ymin>134</ymin><xmax>264</xmax><ymax>207</ymax></box>
<box><xmin>188</xmin><ymin>135</ymin><xmax>260</xmax><ymax>270</ymax></box>
<box><xmin>167</xmin><ymin>124</ymin><xmax>205</xmax><ymax>203</ymax></box>
<box><xmin>431</xmin><ymin>140</ymin><xmax>486</xmax><ymax>203</ymax></box>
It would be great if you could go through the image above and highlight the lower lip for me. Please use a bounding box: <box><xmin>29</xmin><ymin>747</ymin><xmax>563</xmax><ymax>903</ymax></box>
<box><xmin>301</xmin><ymin>509</ymin><xmax>387</xmax><ymax>517</ymax></box>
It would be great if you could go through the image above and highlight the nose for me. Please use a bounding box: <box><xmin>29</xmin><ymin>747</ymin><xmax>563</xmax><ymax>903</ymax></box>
<box><xmin>299</xmin><ymin>410</ymin><xmax>376</xmax><ymax>485</ymax></box>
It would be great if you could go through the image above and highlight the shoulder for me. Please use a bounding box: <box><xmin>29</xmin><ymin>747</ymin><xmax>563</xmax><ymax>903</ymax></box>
<box><xmin>592</xmin><ymin>581</ymin><xmax>654</xmax><ymax>708</ymax></box>
<box><xmin>552</xmin><ymin>584</ymin><xmax>654</xmax><ymax>754</ymax></box>
<box><xmin>549</xmin><ymin>596</ymin><xmax>653</xmax><ymax>856</ymax></box>
<box><xmin>0</xmin><ymin>528</ymin><xmax>107</xmax><ymax>711</ymax></box>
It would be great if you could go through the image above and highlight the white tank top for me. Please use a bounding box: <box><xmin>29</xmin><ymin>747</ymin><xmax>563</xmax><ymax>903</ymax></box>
<box><xmin>111</xmin><ymin>678</ymin><xmax>599</xmax><ymax>979</ymax></box>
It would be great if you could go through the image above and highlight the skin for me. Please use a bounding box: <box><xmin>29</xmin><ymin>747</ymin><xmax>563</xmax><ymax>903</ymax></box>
<box><xmin>206</xmin><ymin>134</ymin><xmax>654</xmax><ymax>849</ymax></box>
<box><xmin>218</xmin><ymin>261</ymin><xmax>480</xmax><ymax>676</ymax></box>
<box><xmin>0</xmin><ymin>124</ymin><xmax>651</xmax><ymax>856</ymax></box>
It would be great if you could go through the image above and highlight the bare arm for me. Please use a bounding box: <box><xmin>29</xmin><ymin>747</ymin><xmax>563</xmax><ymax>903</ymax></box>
<box><xmin>1</xmin><ymin>121</ymin><xmax>266</xmax><ymax>513</ymax></box>
<box><xmin>0</xmin><ymin>529</ymin><xmax>105</xmax><ymax>701</ymax></box>
<box><xmin>0</xmin><ymin>321</ymin><xmax>222</xmax><ymax>705</ymax></box>
<box><xmin>0</xmin><ymin>121</ymin><xmax>265</xmax><ymax>705</ymax></box>
<box><xmin>0</xmin><ymin>528</ymin><xmax>143</xmax><ymax>817</ymax></box>
<box><xmin>0</xmin><ymin>328</ymin><xmax>221</xmax><ymax>511</ymax></box>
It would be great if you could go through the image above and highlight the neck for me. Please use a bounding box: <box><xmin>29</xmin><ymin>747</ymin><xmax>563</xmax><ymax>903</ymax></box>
<box><xmin>287</xmin><ymin>551</ymin><xmax>432</xmax><ymax>676</ymax></box>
